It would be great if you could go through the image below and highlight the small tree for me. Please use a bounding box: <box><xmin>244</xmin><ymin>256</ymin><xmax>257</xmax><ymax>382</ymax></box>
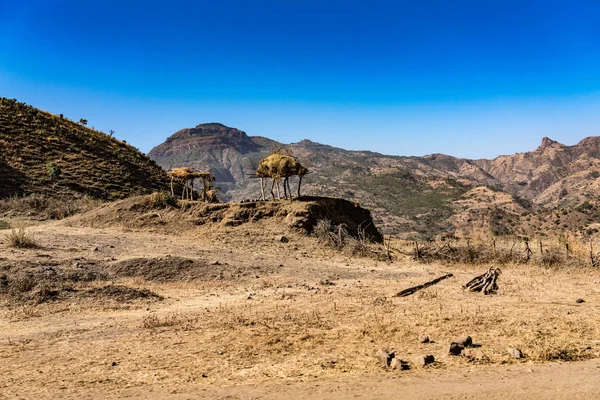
<box><xmin>46</xmin><ymin>162</ymin><xmax>61</xmax><ymax>180</ymax></box>
<box><xmin>79</xmin><ymin>118</ymin><xmax>88</xmax><ymax>125</ymax></box>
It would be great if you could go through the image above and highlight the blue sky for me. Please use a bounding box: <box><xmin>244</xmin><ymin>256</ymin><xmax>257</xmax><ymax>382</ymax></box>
<box><xmin>1</xmin><ymin>0</ymin><xmax>600</xmax><ymax>158</ymax></box>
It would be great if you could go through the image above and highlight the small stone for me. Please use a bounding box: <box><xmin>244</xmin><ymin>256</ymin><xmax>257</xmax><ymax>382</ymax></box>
<box><xmin>92</xmin><ymin>247</ymin><xmax>99</xmax><ymax>252</ymax></box>
<box><xmin>576</xmin><ymin>298</ymin><xmax>585</xmax><ymax>303</ymax></box>
<box><xmin>420</xmin><ymin>336</ymin><xmax>431</xmax><ymax>344</ymax></box>
<box><xmin>279</xmin><ymin>236</ymin><xmax>289</xmax><ymax>243</ymax></box>
<box><xmin>111</xmin><ymin>361</ymin><xmax>118</xmax><ymax>366</ymax></box>
<box><xmin>412</xmin><ymin>354</ymin><xmax>435</xmax><ymax>366</ymax></box>
<box><xmin>462</xmin><ymin>348</ymin><xmax>485</xmax><ymax>360</ymax></box>
<box><xmin>390</xmin><ymin>357</ymin><xmax>410</xmax><ymax>371</ymax></box>
<box><xmin>507</xmin><ymin>347</ymin><xmax>523</xmax><ymax>359</ymax></box>
<box><xmin>320</xmin><ymin>278</ymin><xmax>335</xmax><ymax>286</ymax></box>
<box><xmin>449</xmin><ymin>343</ymin><xmax>465</xmax><ymax>356</ymax></box>
<box><xmin>376</xmin><ymin>349</ymin><xmax>394</xmax><ymax>367</ymax></box>
<box><xmin>453</xmin><ymin>336</ymin><xmax>473</xmax><ymax>347</ymax></box>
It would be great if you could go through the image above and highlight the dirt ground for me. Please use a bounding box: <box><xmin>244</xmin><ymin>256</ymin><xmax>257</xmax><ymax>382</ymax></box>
<box><xmin>1</xmin><ymin>217</ymin><xmax>600</xmax><ymax>399</ymax></box>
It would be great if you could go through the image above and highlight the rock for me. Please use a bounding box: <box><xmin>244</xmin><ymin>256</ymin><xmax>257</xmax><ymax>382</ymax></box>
<box><xmin>376</xmin><ymin>349</ymin><xmax>394</xmax><ymax>367</ymax></box>
<box><xmin>576</xmin><ymin>298</ymin><xmax>585</xmax><ymax>303</ymax></box>
<box><xmin>412</xmin><ymin>354</ymin><xmax>435</xmax><ymax>366</ymax></box>
<box><xmin>449</xmin><ymin>343</ymin><xmax>464</xmax><ymax>356</ymax></box>
<box><xmin>507</xmin><ymin>347</ymin><xmax>523</xmax><ymax>359</ymax></box>
<box><xmin>279</xmin><ymin>235</ymin><xmax>289</xmax><ymax>243</ymax></box>
<box><xmin>319</xmin><ymin>278</ymin><xmax>335</xmax><ymax>286</ymax></box>
<box><xmin>390</xmin><ymin>357</ymin><xmax>410</xmax><ymax>371</ymax></box>
<box><xmin>462</xmin><ymin>348</ymin><xmax>485</xmax><ymax>360</ymax></box>
<box><xmin>420</xmin><ymin>336</ymin><xmax>431</xmax><ymax>344</ymax></box>
<box><xmin>453</xmin><ymin>336</ymin><xmax>473</xmax><ymax>347</ymax></box>
<box><xmin>111</xmin><ymin>361</ymin><xmax>118</xmax><ymax>366</ymax></box>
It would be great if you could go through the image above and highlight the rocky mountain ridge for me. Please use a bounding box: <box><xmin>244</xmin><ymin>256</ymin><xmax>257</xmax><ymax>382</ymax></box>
<box><xmin>149</xmin><ymin>124</ymin><xmax>600</xmax><ymax>239</ymax></box>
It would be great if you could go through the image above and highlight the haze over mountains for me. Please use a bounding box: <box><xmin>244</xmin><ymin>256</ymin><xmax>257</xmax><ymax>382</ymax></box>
<box><xmin>149</xmin><ymin>123</ymin><xmax>600</xmax><ymax>239</ymax></box>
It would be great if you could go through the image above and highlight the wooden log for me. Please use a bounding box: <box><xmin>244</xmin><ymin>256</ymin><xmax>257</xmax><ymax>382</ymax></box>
<box><xmin>395</xmin><ymin>273</ymin><xmax>454</xmax><ymax>297</ymax></box>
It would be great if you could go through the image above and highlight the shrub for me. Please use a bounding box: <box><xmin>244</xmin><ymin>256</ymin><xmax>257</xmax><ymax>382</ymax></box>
<box><xmin>46</xmin><ymin>162</ymin><xmax>62</xmax><ymax>180</ymax></box>
<box><xmin>313</xmin><ymin>219</ymin><xmax>388</xmax><ymax>259</ymax></box>
<box><xmin>4</xmin><ymin>227</ymin><xmax>38</xmax><ymax>248</ymax></box>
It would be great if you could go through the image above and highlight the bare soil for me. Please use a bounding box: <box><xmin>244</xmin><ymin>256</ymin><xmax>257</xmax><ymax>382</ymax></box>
<box><xmin>1</xmin><ymin>214</ymin><xmax>600</xmax><ymax>399</ymax></box>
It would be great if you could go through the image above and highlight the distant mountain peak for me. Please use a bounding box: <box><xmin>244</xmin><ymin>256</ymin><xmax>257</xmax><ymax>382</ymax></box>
<box><xmin>538</xmin><ymin>137</ymin><xmax>562</xmax><ymax>150</ymax></box>
<box><xmin>167</xmin><ymin>123</ymin><xmax>249</xmax><ymax>142</ymax></box>
<box><xmin>194</xmin><ymin>122</ymin><xmax>232</xmax><ymax>129</ymax></box>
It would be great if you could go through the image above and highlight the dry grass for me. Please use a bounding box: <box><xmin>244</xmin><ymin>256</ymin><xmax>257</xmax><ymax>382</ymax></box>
<box><xmin>94</xmin><ymin>262</ymin><xmax>600</xmax><ymax>386</ymax></box>
<box><xmin>313</xmin><ymin>219</ymin><xmax>389</xmax><ymax>260</ymax></box>
<box><xmin>4</xmin><ymin>227</ymin><xmax>38</xmax><ymax>248</ymax></box>
<box><xmin>2</xmin><ymin>223</ymin><xmax>600</xmax><ymax>398</ymax></box>
<box><xmin>401</xmin><ymin>235</ymin><xmax>600</xmax><ymax>269</ymax></box>
<box><xmin>0</xmin><ymin>193</ymin><xmax>102</xmax><ymax>220</ymax></box>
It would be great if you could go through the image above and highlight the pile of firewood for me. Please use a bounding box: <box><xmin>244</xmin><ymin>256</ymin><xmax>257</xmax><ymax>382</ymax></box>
<box><xmin>464</xmin><ymin>267</ymin><xmax>501</xmax><ymax>295</ymax></box>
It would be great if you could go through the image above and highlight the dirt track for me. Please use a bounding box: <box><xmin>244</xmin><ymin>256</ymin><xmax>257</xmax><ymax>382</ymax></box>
<box><xmin>106</xmin><ymin>359</ymin><xmax>600</xmax><ymax>399</ymax></box>
<box><xmin>1</xmin><ymin>219</ymin><xmax>600</xmax><ymax>399</ymax></box>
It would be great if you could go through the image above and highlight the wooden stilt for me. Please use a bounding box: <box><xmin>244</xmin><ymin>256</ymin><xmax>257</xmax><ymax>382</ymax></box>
<box><xmin>270</xmin><ymin>179</ymin><xmax>276</xmax><ymax>200</ymax></box>
<box><xmin>276</xmin><ymin>180</ymin><xmax>281</xmax><ymax>200</ymax></box>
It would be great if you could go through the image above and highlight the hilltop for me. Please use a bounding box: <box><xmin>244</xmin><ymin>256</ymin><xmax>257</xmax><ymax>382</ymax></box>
<box><xmin>150</xmin><ymin>124</ymin><xmax>600</xmax><ymax>239</ymax></box>
<box><xmin>0</xmin><ymin>98</ymin><xmax>171</xmax><ymax>200</ymax></box>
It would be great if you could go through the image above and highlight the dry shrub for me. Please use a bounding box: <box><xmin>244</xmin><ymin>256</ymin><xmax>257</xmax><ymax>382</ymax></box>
<box><xmin>409</xmin><ymin>237</ymin><xmax>595</xmax><ymax>268</ymax></box>
<box><xmin>4</xmin><ymin>227</ymin><xmax>38</xmax><ymax>248</ymax></box>
<box><xmin>313</xmin><ymin>219</ymin><xmax>389</xmax><ymax>260</ymax></box>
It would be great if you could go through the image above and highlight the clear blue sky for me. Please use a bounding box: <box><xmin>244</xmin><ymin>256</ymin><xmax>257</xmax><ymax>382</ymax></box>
<box><xmin>2</xmin><ymin>0</ymin><xmax>600</xmax><ymax>158</ymax></box>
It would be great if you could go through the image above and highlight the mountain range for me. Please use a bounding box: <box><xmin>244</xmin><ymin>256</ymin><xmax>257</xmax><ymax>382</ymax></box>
<box><xmin>149</xmin><ymin>123</ymin><xmax>600</xmax><ymax>239</ymax></box>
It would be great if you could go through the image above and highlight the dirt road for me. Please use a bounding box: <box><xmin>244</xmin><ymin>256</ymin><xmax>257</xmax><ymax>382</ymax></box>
<box><xmin>103</xmin><ymin>359</ymin><xmax>600</xmax><ymax>399</ymax></box>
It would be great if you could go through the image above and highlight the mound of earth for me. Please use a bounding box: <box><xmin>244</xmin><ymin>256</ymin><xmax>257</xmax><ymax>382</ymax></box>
<box><xmin>72</xmin><ymin>194</ymin><xmax>383</xmax><ymax>242</ymax></box>
<box><xmin>110</xmin><ymin>256</ymin><xmax>278</xmax><ymax>282</ymax></box>
<box><xmin>83</xmin><ymin>285</ymin><xmax>163</xmax><ymax>302</ymax></box>
<box><xmin>0</xmin><ymin>258</ymin><xmax>160</xmax><ymax>304</ymax></box>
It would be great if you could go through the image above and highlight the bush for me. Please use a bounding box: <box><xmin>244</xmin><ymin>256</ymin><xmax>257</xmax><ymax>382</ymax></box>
<box><xmin>4</xmin><ymin>227</ymin><xmax>38</xmax><ymax>248</ymax></box>
<box><xmin>46</xmin><ymin>162</ymin><xmax>62</xmax><ymax>180</ymax></box>
<box><xmin>313</xmin><ymin>219</ymin><xmax>388</xmax><ymax>260</ymax></box>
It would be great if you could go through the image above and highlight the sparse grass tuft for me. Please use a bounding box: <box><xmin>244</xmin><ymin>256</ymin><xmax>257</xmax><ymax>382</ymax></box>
<box><xmin>141</xmin><ymin>313</ymin><xmax>197</xmax><ymax>330</ymax></box>
<box><xmin>4</xmin><ymin>227</ymin><xmax>38</xmax><ymax>248</ymax></box>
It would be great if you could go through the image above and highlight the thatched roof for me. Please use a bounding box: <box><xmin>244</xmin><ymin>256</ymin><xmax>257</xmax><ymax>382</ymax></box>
<box><xmin>256</xmin><ymin>154</ymin><xmax>308</xmax><ymax>178</ymax></box>
<box><xmin>168</xmin><ymin>167</ymin><xmax>215</xmax><ymax>180</ymax></box>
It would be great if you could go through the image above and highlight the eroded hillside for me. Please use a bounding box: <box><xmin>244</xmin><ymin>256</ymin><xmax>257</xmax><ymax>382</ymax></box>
<box><xmin>0</xmin><ymin>98</ymin><xmax>171</xmax><ymax>200</ymax></box>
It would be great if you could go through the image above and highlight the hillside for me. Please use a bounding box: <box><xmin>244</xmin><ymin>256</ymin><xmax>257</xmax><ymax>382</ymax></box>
<box><xmin>0</xmin><ymin>98</ymin><xmax>171</xmax><ymax>200</ymax></box>
<box><xmin>149</xmin><ymin>123</ymin><xmax>600</xmax><ymax>239</ymax></box>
